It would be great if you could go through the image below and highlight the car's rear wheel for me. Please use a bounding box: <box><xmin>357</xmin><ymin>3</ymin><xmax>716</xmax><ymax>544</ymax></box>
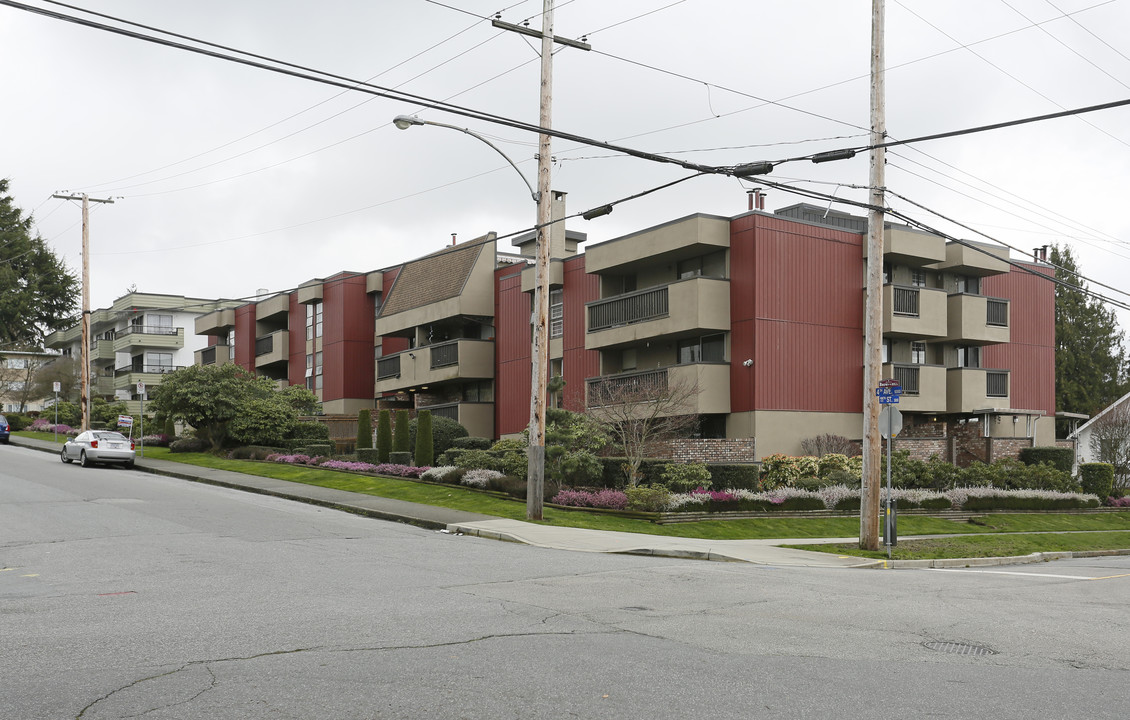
<box><xmin>61</xmin><ymin>447</ymin><xmax>72</xmax><ymax>463</ymax></box>
<box><xmin>80</xmin><ymin>451</ymin><xmax>93</xmax><ymax>468</ymax></box>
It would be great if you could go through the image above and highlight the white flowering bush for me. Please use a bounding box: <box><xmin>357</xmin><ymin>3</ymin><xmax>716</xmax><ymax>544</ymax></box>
<box><xmin>421</xmin><ymin>465</ymin><xmax>460</xmax><ymax>483</ymax></box>
<box><xmin>462</xmin><ymin>468</ymin><xmax>504</xmax><ymax>488</ymax></box>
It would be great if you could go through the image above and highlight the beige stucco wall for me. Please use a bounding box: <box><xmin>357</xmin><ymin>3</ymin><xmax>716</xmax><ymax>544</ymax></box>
<box><xmin>585</xmin><ymin>215</ymin><xmax>731</xmax><ymax>274</ymax></box>
<box><xmin>727</xmin><ymin>410</ymin><xmax>863</xmax><ymax>459</ymax></box>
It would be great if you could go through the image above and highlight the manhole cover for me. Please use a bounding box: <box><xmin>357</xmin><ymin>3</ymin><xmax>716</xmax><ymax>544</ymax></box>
<box><xmin>923</xmin><ymin>641</ymin><xmax>996</xmax><ymax>656</ymax></box>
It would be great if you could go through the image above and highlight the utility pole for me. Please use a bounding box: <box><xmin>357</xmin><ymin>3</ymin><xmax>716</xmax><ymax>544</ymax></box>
<box><xmin>494</xmin><ymin>2</ymin><xmax>589</xmax><ymax>521</ymax></box>
<box><xmin>52</xmin><ymin>193</ymin><xmax>114</xmax><ymax>432</ymax></box>
<box><xmin>861</xmin><ymin>0</ymin><xmax>886</xmax><ymax>551</ymax></box>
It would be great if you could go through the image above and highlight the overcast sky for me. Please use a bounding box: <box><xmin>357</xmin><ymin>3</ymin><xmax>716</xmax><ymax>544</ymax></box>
<box><xmin>3</xmin><ymin>0</ymin><xmax>1129</xmax><ymax>328</ymax></box>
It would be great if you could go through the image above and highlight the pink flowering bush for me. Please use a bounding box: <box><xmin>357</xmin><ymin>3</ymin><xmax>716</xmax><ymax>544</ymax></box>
<box><xmin>551</xmin><ymin>488</ymin><xmax>629</xmax><ymax>511</ymax></box>
<box><xmin>141</xmin><ymin>434</ymin><xmax>171</xmax><ymax>447</ymax></box>
<box><xmin>265</xmin><ymin>453</ymin><xmax>430</xmax><ymax>478</ymax></box>
<box><xmin>1108</xmin><ymin>496</ymin><xmax>1130</xmax><ymax>507</ymax></box>
<box><xmin>29</xmin><ymin>418</ymin><xmax>77</xmax><ymax>436</ymax></box>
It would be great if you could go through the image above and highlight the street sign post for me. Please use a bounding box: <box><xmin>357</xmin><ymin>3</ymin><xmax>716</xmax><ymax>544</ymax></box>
<box><xmin>876</xmin><ymin>382</ymin><xmax>901</xmax><ymax>557</ymax></box>
<box><xmin>137</xmin><ymin>382</ymin><xmax>146</xmax><ymax>458</ymax></box>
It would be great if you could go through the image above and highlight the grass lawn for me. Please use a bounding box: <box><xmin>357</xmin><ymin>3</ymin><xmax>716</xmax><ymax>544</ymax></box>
<box><xmin>788</xmin><ymin>532</ymin><xmax>1130</xmax><ymax>560</ymax></box>
<box><xmin>15</xmin><ymin>430</ymin><xmax>1130</xmax><ymax>555</ymax></box>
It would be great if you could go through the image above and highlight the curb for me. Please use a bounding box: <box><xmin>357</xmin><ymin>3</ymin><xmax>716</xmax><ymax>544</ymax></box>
<box><xmin>878</xmin><ymin>547</ymin><xmax>1130</xmax><ymax>569</ymax></box>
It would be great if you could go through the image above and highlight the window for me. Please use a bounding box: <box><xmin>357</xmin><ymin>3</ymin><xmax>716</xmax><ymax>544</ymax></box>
<box><xmin>305</xmin><ymin>354</ymin><xmax>314</xmax><ymax>389</ymax></box>
<box><xmin>956</xmin><ymin>345</ymin><xmax>981</xmax><ymax>368</ymax></box>
<box><xmin>677</xmin><ymin>251</ymin><xmax>725</xmax><ymax>280</ymax></box>
<box><xmin>306</xmin><ymin>304</ymin><xmax>314</xmax><ymax>341</ymax></box>
<box><xmin>314</xmin><ymin>352</ymin><xmax>323</xmax><ymax>391</ymax></box>
<box><xmin>462</xmin><ymin>380</ymin><xmax>494</xmax><ymax>402</ymax></box>
<box><xmin>549</xmin><ymin>288</ymin><xmax>564</xmax><ymax>339</ymax></box>
<box><xmin>911</xmin><ymin>269</ymin><xmax>926</xmax><ymax>287</ymax></box>
<box><xmin>621</xmin><ymin>348</ymin><xmax>637</xmax><ymax>371</ymax></box>
<box><xmin>882</xmin><ymin>262</ymin><xmax>892</xmax><ymax>284</ymax></box>
<box><xmin>955</xmin><ymin>275</ymin><xmax>981</xmax><ymax>294</ymax></box>
<box><xmin>150</xmin><ymin>314</ymin><xmax>173</xmax><ymax>329</ymax></box>
<box><xmin>147</xmin><ymin>352</ymin><xmax>173</xmax><ymax>373</ymax></box>
<box><xmin>306</xmin><ymin>302</ymin><xmax>323</xmax><ymax>340</ymax></box>
<box><xmin>882</xmin><ymin>339</ymin><xmax>892</xmax><ymax>364</ymax></box>
<box><xmin>911</xmin><ymin>342</ymin><xmax>926</xmax><ymax>364</ymax></box>
<box><xmin>678</xmin><ymin>334</ymin><xmax>725</xmax><ymax>364</ymax></box>
<box><xmin>226</xmin><ymin>328</ymin><xmax>235</xmax><ymax>347</ymax></box>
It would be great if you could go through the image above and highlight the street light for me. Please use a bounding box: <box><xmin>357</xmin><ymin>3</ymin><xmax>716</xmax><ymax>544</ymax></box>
<box><xmin>393</xmin><ymin>116</ymin><xmax>539</xmax><ymax>202</ymax></box>
<box><xmin>393</xmin><ymin>114</ymin><xmax>550</xmax><ymax>521</ymax></box>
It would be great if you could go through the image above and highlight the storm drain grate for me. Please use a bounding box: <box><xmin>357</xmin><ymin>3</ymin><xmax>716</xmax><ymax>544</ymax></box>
<box><xmin>923</xmin><ymin>641</ymin><xmax>996</xmax><ymax>656</ymax></box>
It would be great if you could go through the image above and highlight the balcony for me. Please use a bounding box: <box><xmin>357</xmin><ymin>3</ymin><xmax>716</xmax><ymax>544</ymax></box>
<box><xmin>865</xmin><ymin>226</ymin><xmax>946</xmax><ymax>266</ymax></box>
<box><xmin>882</xmin><ymin>285</ymin><xmax>947</xmax><ymax>339</ymax></box>
<box><xmin>113</xmin><ymin>364</ymin><xmax>185</xmax><ymax>392</ymax></box>
<box><xmin>882</xmin><ymin>363</ymin><xmax>946</xmax><ymax>413</ymax></box>
<box><xmin>417</xmin><ymin>401</ymin><xmax>494</xmax><ymax>439</ymax></box>
<box><xmin>195</xmin><ymin>308</ymin><xmax>236</xmax><ymax>337</ymax></box>
<box><xmin>584</xmin><ymin>215</ymin><xmax>730</xmax><ymax>274</ymax></box>
<box><xmin>90</xmin><ymin>338</ymin><xmax>116</xmax><ymax>361</ymax></box>
<box><xmin>585</xmin><ymin>362</ymin><xmax>730</xmax><ymax>416</ymax></box>
<box><xmin>585</xmin><ymin>277</ymin><xmax>730</xmax><ymax>350</ymax></box>
<box><xmin>374</xmin><ymin>339</ymin><xmax>494</xmax><ymax>394</ymax></box>
<box><xmin>112</xmin><ymin>326</ymin><xmax>185</xmax><ymax>353</ymax></box>
<box><xmin>255</xmin><ymin>293</ymin><xmax>290</xmax><ymax>321</ymax></box>
<box><xmin>931</xmin><ymin>241</ymin><xmax>1009</xmax><ymax>276</ymax></box>
<box><xmin>947</xmin><ymin>367</ymin><xmax>1009</xmax><ymax>413</ymax></box>
<box><xmin>947</xmin><ymin>294</ymin><xmax>1010</xmax><ymax>344</ymax></box>
<box><xmin>195</xmin><ymin>344</ymin><xmax>232</xmax><ymax>366</ymax></box>
<box><xmin>254</xmin><ymin>330</ymin><xmax>289</xmax><ymax>368</ymax></box>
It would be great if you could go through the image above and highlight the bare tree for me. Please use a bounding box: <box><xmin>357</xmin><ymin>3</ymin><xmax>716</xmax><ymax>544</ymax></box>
<box><xmin>585</xmin><ymin>370</ymin><xmax>701</xmax><ymax>486</ymax></box>
<box><xmin>0</xmin><ymin>351</ymin><xmax>55</xmax><ymax>412</ymax></box>
<box><xmin>1089</xmin><ymin>401</ymin><xmax>1130</xmax><ymax>491</ymax></box>
<box><xmin>801</xmin><ymin>433</ymin><xmax>857</xmax><ymax>457</ymax></box>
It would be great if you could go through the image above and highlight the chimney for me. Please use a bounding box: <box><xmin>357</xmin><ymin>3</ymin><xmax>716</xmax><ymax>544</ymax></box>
<box><xmin>747</xmin><ymin>188</ymin><xmax>765</xmax><ymax>211</ymax></box>
<box><xmin>451</xmin><ymin>233</ymin><xmax>457</xmax><ymax>246</ymax></box>
<box><xmin>1041</xmin><ymin>245</ymin><xmax>1048</xmax><ymax>262</ymax></box>
<box><xmin>1033</xmin><ymin>248</ymin><xmax>1040</xmax><ymax>262</ymax></box>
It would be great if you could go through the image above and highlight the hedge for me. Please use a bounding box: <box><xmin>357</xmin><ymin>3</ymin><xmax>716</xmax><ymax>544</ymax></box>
<box><xmin>1079</xmin><ymin>462</ymin><xmax>1115</xmax><ymax>500</ymax></box>
<box><xmin>707</xmin><ymin>463</ymin><xmax>761</xmax><ymax>491</ymax></box>
<box><xmin>1019</xmin><ymin>446</ymin><xmax>1074</xmax><ymax>473</ymax></box>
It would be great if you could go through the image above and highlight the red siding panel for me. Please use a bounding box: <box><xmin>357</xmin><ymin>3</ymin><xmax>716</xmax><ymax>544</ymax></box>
<box><xmin>731</xmin><ymin>213</ymin><xmax>864</xmax><ymax>413</ymax></box>
<box><xmin>983</xmin><ymin>262</ymin><xmax>1055</xmax><ymax>414</ymax></box>
<box><xmin>234</xmin><ymin>304</ymin><xmax>256</xmax><ymax>372</ymax></box>
<box><xmin>562</xmin><ymin>256</ymin><xmax>600</xmax><ymax>411</ymax></box>
<box><xmin>288</xmin><ymin>293</ymin><xmax>304</xmax><ymax>387</ymax></box>
<box><xmin>495</xmin><ymin>268</ymin><xmax>531</xmax><ymax>436</ymax></box>
<box><xmin>322</xmin><ymin>273</ymin><xmax>375</xmax><ymax>403</ymax></box>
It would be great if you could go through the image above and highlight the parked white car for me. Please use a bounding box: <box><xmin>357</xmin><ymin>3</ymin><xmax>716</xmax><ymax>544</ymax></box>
<box><xmin>61</xmin><ymin>431</ymin><xmax>136</xmax><ymax>468</ymax></box>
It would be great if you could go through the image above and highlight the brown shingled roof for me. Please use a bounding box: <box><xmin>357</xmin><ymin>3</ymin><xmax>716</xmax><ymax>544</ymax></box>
<box><xmin>379</xmin><ymin>241</ymin><xmax>483</xmax><ymax>317</ymax></box>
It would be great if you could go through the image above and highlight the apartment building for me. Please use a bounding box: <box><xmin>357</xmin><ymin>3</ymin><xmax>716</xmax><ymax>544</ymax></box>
<box><xmin>494</xmin><ymin>202</ymin><xmax>1055</xmax><ymax>459</ymax></box>
<box><xmin>194</xmin><ymin>271</ymin><xmax>378</xmax><ymax>415</ymax></box>
<box><xmin>0</xmin><ymin>349</ymin><xmax>61</xmax><ymax>413</ymax></box>
<box><xmin>45</xmin><ymin>292</ymin><xmax>240</xmax><ymax>415</ymax></box>
<box><xmin>195</xmin><ymin>198</ymin><xmax>1055</xmax><ymax>461</ymax></box>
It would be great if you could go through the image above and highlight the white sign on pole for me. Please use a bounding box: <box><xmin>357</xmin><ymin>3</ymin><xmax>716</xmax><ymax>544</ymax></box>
<box><xmin>136</xmin><ymin>381</ymin><xmax>145</xmax><ymax>395</ymax></box>
<box><xmin>53</xmin><ymin>381</ymin><xmax>61</xmax><ymax>393</ymax></box>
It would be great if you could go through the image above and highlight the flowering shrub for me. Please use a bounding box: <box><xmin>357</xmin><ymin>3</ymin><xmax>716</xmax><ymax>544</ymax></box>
<box><xmin>462</xmin><ymin>469</ymin><xmax>504</xmax><ymax>488</ymax></box>
<box><xmin>948</xmin><ymin>486</ymin><xmax>1099</xmax><ymax>511</ymax></box>
<box><xmin>760</xmin><ymin>454</ymin><xmax>819</xmax><ymax>490</ymax></box>
<box><xmin>1108</xmin><ymin>496</ymin><xmax>1130</xmax><ymax>507</ymax></box>
<box><xmin>28</xmin><ymin>418</ymin><xmax>77</xmax><ymax>436</ymax></box>
<box><xmin>265</xmin><ymin>453</ymin><xmax>430</xmax><ymax>478</ymax></box>
<box><xmin>266</xmin><ymin>453</ymin><xmax>323</xmax><ymax>465</ymax></box>
<box><xmin>141</xmin><ymin>434</ymin><xmax>171</xmax><ymax>447</ymax></box>
<box><xmin>421</xmin><ymin>466</ymin><xmax>461</xmax><ymax>483</ymax></box>
<box><xmin>551</xmin><ymin>488</ymin><xmax>629</xmax><ymax>510</ymax></box>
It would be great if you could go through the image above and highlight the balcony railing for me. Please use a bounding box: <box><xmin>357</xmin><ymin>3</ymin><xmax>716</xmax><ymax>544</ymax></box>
<box><xmin>200</xmin><ymin>346</ymin><xmax>216</xmax><ymax>365</ymax></box>
<box><xmin>588</xmin><ymin>286</ymin><xmax>669</xmax><ymax>332</ymax></box>
<box><xmin>986</xmin><ymin>299</ymin><xmax>1008</xmax><ymax>327</ymax></box>
<box><xmin>987</xmin><ymin>371</ymin><xmax>1009</xmax><ymax>398</ymax></box>
<box><xmin>377</xmin><ymin>355</ymin><xmax>401</xmax><ymax>380</ymax></box>
<box><xmin>419</xmin><ymin>403</ymin><xmax>460</xmax><ymax>421</ymax></box>
<box><xmin>430</xmin><ymin>342</ymin><xmax>459</xmax><ymax>369</ymax></box>
<box><xmin>892</xmin><ymin>364</ymin><xmax>920</xmax><ymax>395</ymax></box>
<box><xmin>118</xmin><ymin>324</ymin><xmax>179</xmax><ymax>337</ymax></box>
<box><xmin>587</xmin><ymin>368</ymin><xmax>669</xmax><ymax>406</ymax></box>
<box><xmin>255</xmin><ymin>335</ymin><xmax>273</xmax><ymax>357</ymax></box>
<box><xmin>115</xmin><ymin>364</ymin><xmax>184</xmax><ymax>376</ymax></box>
<box><xmin>892</xmin><ymin>286</ymin><xmax>920</xmax><ymax>316</ymax></box>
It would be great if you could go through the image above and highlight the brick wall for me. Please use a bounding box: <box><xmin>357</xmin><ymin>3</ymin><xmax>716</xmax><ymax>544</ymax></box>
<box><xmin>890</xmin><ymin>438</ymin><xmax>950</xmax><ymax>462</ymax></box>
<box><xmin>669</xmin><ymin>438</ymin><xmax>757</xmax><ymax>463</ymax></box>
<box><xmin>989</xmin><ymin>438</ymin><xmax>1034</xmax><ymax>462</ymax></box>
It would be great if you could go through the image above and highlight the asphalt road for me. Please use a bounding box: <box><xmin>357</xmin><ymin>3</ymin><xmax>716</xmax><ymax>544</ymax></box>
<box><xmin>3</xmin><ymin>443</ymin><xmax>1128</xmax><ymax>719</ymax></box>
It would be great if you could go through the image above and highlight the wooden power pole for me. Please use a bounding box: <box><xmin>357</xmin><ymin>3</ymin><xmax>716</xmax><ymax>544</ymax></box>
<box><xmin>494</xmin><ymin>3</ymin><xmax>589</xmax><ymax>521</ymax></box>
<box><xmin>52</xmin><ymin>192</ymin><xmax>114</xmax><ymax>431</ymax></box>
<box><xmin>861</xmin><ymin>0</ymin><xmax>886</xmax><ymax>550</ymax></box>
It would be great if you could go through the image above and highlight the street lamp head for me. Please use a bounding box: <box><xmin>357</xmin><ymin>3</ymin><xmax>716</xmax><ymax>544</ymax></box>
<box><xmin>393</xmin><ymin>115</ymin><xmax>425</xmax><ymax>130</ymax></box>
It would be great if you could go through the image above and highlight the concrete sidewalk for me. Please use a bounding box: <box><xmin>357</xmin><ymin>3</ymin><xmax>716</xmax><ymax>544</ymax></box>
<box><xmin>16</xmin><ymin>434</ymin><xmax>1100</xmax><ymax>569</ymax></box>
